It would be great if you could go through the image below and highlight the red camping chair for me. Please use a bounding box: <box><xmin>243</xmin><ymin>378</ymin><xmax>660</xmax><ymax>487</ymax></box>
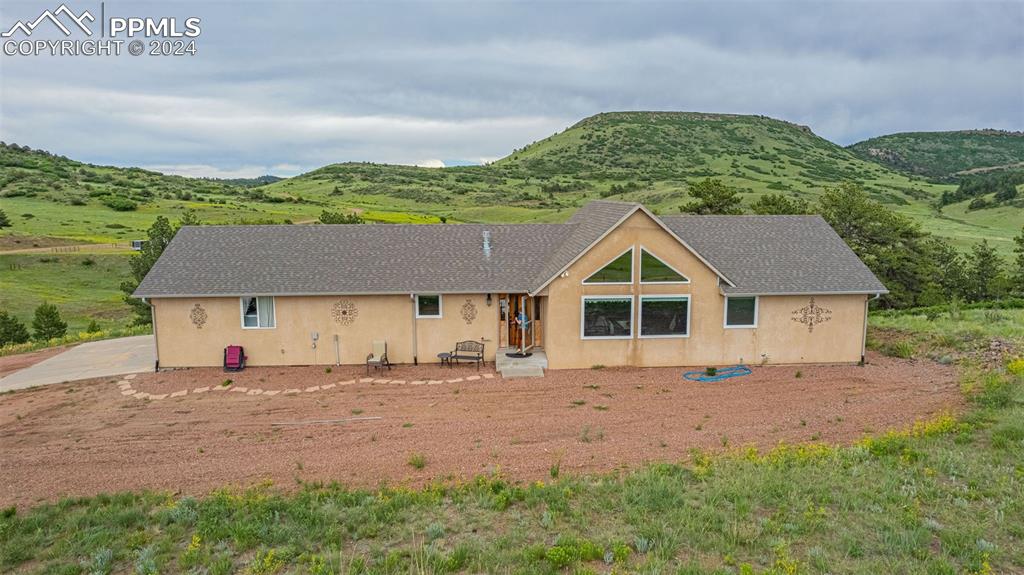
<box><xmin>224</xmin><ymin>345</ymin><xmax>246</xmax><ymax>372</ymax></box>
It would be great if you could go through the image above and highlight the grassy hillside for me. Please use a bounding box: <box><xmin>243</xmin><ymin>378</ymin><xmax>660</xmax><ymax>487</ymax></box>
<box><xmin>0</xmin><ymin>252</ymin><xmax>133</xmax><ymax>333</ymax></box>
<box><xmin>848</xmin><ymin>129</ymin><xmax>1024</xmax><ymax>181</ymax></box>
<box><xmin>4</xmin><ymin>115</ymin><xmax>1018</xmax><ymax>251</ymax></box>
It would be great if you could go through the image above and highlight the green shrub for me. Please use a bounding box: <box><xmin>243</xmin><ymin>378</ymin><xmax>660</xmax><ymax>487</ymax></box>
<box><xmin>102</xmin><ymin>196</ymin><xmax>137</xmax><ymax>211</ymax></box>
<box><xmin>976</xmin><ymin>374</ymin><xmax>1015</xmax><ymax>408</ymax></box>
<box><xmin>886</xmin><ymin>340</ymin><xmax>915</xmax><ymax>358</ymax></box>
<box><xmin>408</xmin><ymin>453</ymin><xmax>427</xmax><ymax>469</ymax></box>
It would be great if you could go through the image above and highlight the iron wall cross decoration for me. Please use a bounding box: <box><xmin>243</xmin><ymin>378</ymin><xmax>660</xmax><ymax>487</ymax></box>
<box><xmin>791</xmin><ymin>297</ymin><xmax>832</xmax><ymax>333</ymax></box>
<box><xmin>331</xmin><ymin>300</ymin><xmax>359</xmax><ymax>325</ymax></box>
<box><xmin>461</xmin><ymin>299</ymin><xmax>478</xmax><ymax>324</ymax></box>
<box><xmin>189</xmin><ymin>303</ymin><xmax>207</xmax><ymax>329</ymax></box>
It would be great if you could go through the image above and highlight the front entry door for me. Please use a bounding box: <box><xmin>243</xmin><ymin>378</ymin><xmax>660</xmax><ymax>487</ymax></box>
<box><xmin>508</xmin><ymin>295</ymin><xmax>534</xmax><ymax>351</ymax></box>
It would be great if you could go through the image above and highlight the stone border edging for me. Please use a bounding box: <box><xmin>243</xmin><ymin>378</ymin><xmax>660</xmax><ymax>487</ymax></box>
<box><xmin>116</xmin><ymin>372</ymin><xmax>498</xmax><ymax>401</ymax></box>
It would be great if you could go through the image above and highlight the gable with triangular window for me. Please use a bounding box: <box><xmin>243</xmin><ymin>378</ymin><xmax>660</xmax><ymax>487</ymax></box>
<box><xmin>640</xmin><ymin>248</ymin><xmax>689</xmax><ymax>283</ymax></box>
<box><xmin>583</xmin><ymin>248</ymin><xmax>633</xmax><ymax>284</ymax></box>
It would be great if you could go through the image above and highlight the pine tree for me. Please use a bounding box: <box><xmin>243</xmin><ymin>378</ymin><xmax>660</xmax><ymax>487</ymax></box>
<box><xmin>31</xmin><ymin>303</ymin><xmax>67</xmax><ymax>341</ymax></box>
<box><xmin>1012</xmin><ymin>226</ymin><xmax>1024</xmax><ymax>296</ymax></box>
<box><xmin>965</xmin><ymin>240</ymin><xmax>1006</xmax><ymax>302</ymax></box>
<box><xmin>0</xmin><ymin>310</ymin><xmax>31</xmax><ymax>346</ymax></box>
<box><xmin>0</xmin><ymin>208</ymin><xmax>11</xmax><ymax>228</ymax></box>
<box><xmin>680</xmin><ymin>179</ymin><xmax>743</xmax><ymax>215</ymax></box>
<box><xmin>818</xmin><ymin>183</ymin><xmax>934</xmax><ymax>308</ymax></box>
<box><xmin>120</xmin><ymin>216</ymin><xmax>177</xmax><ymax>325</ymax></box>
<box><xmin>750</xmin><ymin>193</ymin><xmax>810</xmax><ymax>215</ymax></box>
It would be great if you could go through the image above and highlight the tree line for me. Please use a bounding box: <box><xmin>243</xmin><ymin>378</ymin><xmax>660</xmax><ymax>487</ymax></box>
<box><xmin>680</xmin><ymin>178</ymin><xmax>1024</xmax><ymax>308</ymax></box>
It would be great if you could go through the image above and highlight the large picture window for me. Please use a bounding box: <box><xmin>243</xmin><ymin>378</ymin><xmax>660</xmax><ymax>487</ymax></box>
<box><xmin>581</xmin><ymin>296</ymin><xmax>633</xmax><ymax>338</ymax></box>
<box><xmin>240</xmin><ymin>296</ymin><xmax>275</xmax><ymax>329</ymax></box>
<box><xmin>640</xmin><ymin>296</ymin><xmax>689</xmax><ymax>337</ymax></box>
<box><xmin>583</xmin><ymin>248</ymin><xmax>633</xmax><ymax>284</ymax></box>
<box><xmin>415</xmin><ymin>294</ymin><xmax>442</xmax><ymax>318</ymax></box>
<box><xmin>724</xmin><ymin>296</ymin><xmax>758</xmax><ymax>328</ymax></box>
<box><xmin>640</xmin><ymin>248</ymin><xmax>689</xmax><ymax>283</ymax></box>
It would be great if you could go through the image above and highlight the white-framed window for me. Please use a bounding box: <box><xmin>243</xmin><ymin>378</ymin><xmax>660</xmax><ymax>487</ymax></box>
<box><xmin>639</xmin><ymin>247</ymin><xmax>690</xmax><ymax>284</ymax></box>
<box><xmin>639</xmin><ymin>295</ymin><xmax>690</xmax><ymax>338</ymax></box>
<box><xmin>724</xmin><ymin>296</ymin><xmax>758</xmax><ymax>328</ymax></box>
<box><xmin>582</xmin><ymin>247</ymin><xmax>633</xmax><ymax>285</ymax></box>
<box><xmin>581</xmin><ymin>295</ymin><xmax>633</xmax><ymax>339</ymax></box>
<box><xmin>240</xmin><ymin>296</ymin><xmax>276</xmax><ymax>329</ymax></box>
<box><xmin>415</xmin><ymin>294</ymin><xmax>443</xmax><ymax>318</ymax></box>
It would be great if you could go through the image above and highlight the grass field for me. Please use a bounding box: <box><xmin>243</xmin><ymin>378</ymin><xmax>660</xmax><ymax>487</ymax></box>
<box><xmin>0</xmin><ymin>252</ymin><xmax>134</xmax><ymax>334</ymax></box>
<box><xmin>1</xmin><ymin>312</ymin><xmax>1021</xmax><ymax>574</ymax></box>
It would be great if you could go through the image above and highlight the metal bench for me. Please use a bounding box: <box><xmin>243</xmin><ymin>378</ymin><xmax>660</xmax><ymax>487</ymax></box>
<box><xmin>450</xmin><ymin>340</ymin><xmax>484</xmax><ymax>369</ymax></box>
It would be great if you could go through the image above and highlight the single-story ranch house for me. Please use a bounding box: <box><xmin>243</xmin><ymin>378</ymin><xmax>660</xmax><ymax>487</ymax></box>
<box><xmin>134</xmin><ymin>201</ymin><xmax>887</xmax><ymax>370</ymax></box>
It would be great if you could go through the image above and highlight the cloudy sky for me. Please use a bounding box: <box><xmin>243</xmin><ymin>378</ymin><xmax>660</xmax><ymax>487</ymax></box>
<box><xmin>0</xmin><ymin>0</ymin><xmax>1021</xmax><ymax>178</ymax></box>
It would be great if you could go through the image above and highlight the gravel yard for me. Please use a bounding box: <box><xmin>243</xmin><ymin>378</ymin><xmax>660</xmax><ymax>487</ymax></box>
<box><xmin>0</xmin><ymin>353</ymin><xmax>960</xmax><ymax>508</ymax></box>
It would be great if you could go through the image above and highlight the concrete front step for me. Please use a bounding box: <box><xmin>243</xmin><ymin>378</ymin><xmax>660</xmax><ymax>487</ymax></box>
<box><xmin>500</xmin><ymin>365</ymin><xmax>545</xmax><ymax>378</ymax></box>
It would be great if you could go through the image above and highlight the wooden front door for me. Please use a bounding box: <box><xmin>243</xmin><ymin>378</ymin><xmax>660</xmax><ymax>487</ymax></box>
<box><xmin>508</xmin><ymin>295</ymin><xmax>534</xmax><ymax>350</ymax></box>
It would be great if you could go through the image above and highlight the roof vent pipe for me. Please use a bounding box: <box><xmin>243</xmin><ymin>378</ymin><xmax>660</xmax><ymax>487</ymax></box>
<box><xmin>482</xmin><ymin>230</ymin><xmax>492</xmax><ymax>257</ymax></box>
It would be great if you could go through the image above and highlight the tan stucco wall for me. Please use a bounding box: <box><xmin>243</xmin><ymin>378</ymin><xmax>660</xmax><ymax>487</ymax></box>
<box><xmin>151</xmin><ymin>294</ymin><xmax>498</xmax><ymax>368</ymax></box>
<box><xmin>541</xmin><ymin>210</ymin><xmax>869</xmax><ymax>369</ymax></box>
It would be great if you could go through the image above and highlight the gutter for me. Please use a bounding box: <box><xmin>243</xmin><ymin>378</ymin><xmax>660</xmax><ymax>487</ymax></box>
<box><xmin>861</xmin><ymin>293</ymin><xmax>882</xmax><ymax>364</ymax></box>
<box><xmin>142</xmin><ymin>297</ymin><xmax>159</xmax><ymax>371</ymax></box>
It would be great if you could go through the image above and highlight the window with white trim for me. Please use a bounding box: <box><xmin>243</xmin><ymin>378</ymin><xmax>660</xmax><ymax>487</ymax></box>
<box><xmin>583</xmin><ymin>248</ymin><xmax>633</xmax><ymax>284</ymax></box>
<box><xmin>581</xmin><ymin>296</ymin><xmax>632</xmax><ymax>338</ymax></box>
<box><xmin>724</xmin><ymin>296</ymin><xmax>758</xmax><ymax>328</ymax></box>
<box><xmin>240</xmin><ymin>296</ymin><xmax>275</xmax><ymax>328</ymax></box>
<box><xmin>415</xmin><ymin>294</ymin><xmax>442</xmax><ymax>318</ymax></box>
<box><xmin>640</xmin><ymin>248</ymin><xmax>689</xmax><ymax>283</ymax></box>
<box><xmin>640</xmin><ymin>295</ymin><xmax>689</xmax><ymax>337</ymax></box>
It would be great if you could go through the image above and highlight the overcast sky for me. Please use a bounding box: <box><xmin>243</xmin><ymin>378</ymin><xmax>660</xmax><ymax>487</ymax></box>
<box><xmin>0</xmin><ymin>0</ymin><xmax>1021</xmax><ymax>178</ymax></box>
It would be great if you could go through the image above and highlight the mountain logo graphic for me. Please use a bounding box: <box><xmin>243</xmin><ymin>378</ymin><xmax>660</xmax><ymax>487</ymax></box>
<box><xmin>2</xmin><ymin>4</ymin><xmax>95</xmax><ymax>38</ymax></box>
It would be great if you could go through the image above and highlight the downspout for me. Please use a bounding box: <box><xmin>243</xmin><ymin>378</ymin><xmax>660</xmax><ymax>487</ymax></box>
<box><xmin>144</xmin><ymin>297</ymin><xmax>159</xmax><ymax>371</ymax></box>
<box><xmin>410</xmin><ymin>293</ymin><xmax>418</xmax><ymax>365</ymax></box>
<box><xmin>861</xmin><ymin>293</ymin><xmax>881</xmax><ymax>364</ymax></box>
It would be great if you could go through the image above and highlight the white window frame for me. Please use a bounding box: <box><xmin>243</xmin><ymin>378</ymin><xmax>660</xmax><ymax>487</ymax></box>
<box><xmin>239</xmin><ymin>296</ymin><xmax>276</xmax><ymax>329</ymax></box>
<box><xmin>639</xmin><ymin>246</ymin><xmax>690</xmax><ymax>285</ymax></box>
<box><xmin>582</xmin><ymin>247</ymin><xmax>634</xmax><ymax>285</ymax></box>
<box><xmin>723</xmin><ymin>296</ymin><xmax>758</xmax><ymax>329</ymax></box>
<box><xmin>639</xmin><ymin>294</ymin><xmax>691</xmax><ymax>339</ymax></box>
<box><xmin>580</xmin><ymin>295</ymin><xmax>634</xmax><ymax>340</ymax></box>
<box><xmin>415</xmin><ymin>294</ymin><xmax>443</xmax><ymax>319</ymax></box>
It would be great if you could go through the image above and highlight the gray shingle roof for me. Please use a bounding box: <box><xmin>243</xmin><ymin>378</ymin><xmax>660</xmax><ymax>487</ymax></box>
<box><xmin>660</xmin><ymin>215</ymin><xmax>888</xmax><ymax>295</ymax></box>
<box><xmin>134</xmin><ymin>223</ymin><xmax>572</xmax><ymax>297</ymax></box>
<box><xmin>530</xmin><ymin>201</ymin><xmax>640</xmax><ymax>289</ymax></box>
<box><xmin>134</xmin><ymin>203</ymin><xmax>887</xmax><ymax>298</ymax></box>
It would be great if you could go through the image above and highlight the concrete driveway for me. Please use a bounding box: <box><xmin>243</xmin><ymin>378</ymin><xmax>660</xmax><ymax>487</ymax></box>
<box><xmin>0</xmin><ymin>335</ymin><xmax>154</xmax><ymax>392</ymax></box>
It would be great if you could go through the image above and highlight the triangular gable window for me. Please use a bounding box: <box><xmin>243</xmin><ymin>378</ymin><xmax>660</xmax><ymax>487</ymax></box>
<box><xmin>583</xmin><ymin>248</ymin><xmax>633</xmax><ymax>284</ymax></box>
<box><xmin>640</xmin><ymin>249</ymin><xmax>689</xmax><ymax>283</ymax></box>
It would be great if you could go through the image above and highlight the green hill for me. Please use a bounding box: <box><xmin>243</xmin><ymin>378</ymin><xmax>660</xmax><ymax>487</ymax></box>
<box><xmin>1</xmin><ymin>113</ymin><xmax>1018</xmax><ymax>254</ymax></box>
<box><xmin>848</xmin><ymin>130</ymin><xmax>1024</xmax><ymax>181</ymax></box>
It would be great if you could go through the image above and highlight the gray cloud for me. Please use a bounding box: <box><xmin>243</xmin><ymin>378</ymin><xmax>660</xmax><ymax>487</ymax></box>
<box><xmin>1</xmin><ymin>0</ymin><xmax>1021</xmax><ymax>177</ymax></box>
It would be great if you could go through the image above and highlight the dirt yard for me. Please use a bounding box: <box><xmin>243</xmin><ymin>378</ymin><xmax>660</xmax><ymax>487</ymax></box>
<box><xmin>0</xmin><ymin>353</ymin><xmax>960</xmax><ymax>508</ymax></box>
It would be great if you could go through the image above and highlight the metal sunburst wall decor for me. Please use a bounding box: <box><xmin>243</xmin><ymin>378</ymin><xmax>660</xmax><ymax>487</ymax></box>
<box><xmin>332</xmin><ymin>299</ymin><xmax>359</xmax><ymax>325</ymax></box>
<box><xmin>792</xmin><ymin>297</ymin><xmax>832</xmax><ymax>333</ymax></box>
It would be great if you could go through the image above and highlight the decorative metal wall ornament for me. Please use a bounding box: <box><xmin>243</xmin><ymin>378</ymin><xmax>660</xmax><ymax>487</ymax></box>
<box><xmin>189</xmin><ymin>303</ymin><xmax>207</xmax><ymax>329</ymax></box>
<box><xmin>791</xmin><ymin>297</ymin><xmax>832</xmax><ymax>333</ymax></box>
<box><xmin>461</xmin><ymin>299</ymin><xmax>478</xmax><ymax>324</ymax></box>
<box><xmin>331</xmin><ymin>300</ymin><xmax>359</xmax><ymax>325</ymax></box>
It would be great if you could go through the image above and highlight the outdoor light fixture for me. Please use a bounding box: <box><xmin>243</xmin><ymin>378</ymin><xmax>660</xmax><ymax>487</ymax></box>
<box><xmin>486</xmin><ymin>293</ymin><xmax>492</xmax><ymax>306</ymax></box>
